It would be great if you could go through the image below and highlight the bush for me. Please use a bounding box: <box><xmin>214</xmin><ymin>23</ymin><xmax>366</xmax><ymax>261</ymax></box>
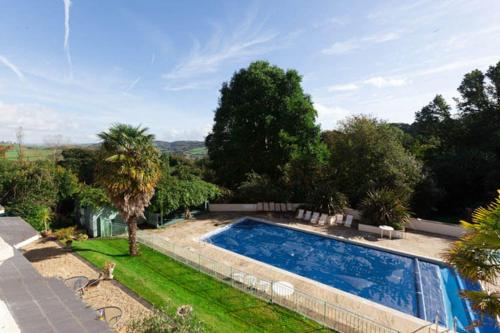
<box><xmin>54</xmin><ymin>226</ymin><xmax>77</xmax><ymax>241</ymax></box>
<box><xmin>9</xmin><ymin>203</ymin><xmax>51</xmax><ymax>231</ymax></box>
<box><xmin>360</xmin><ymin>188</ymin><xmax>410</xmax><ymax>230</ymax></box>
<box><xmin>233</xmin><ymin>172</ymin><xmax>288</xmax><ymax>203</ymax></box>
<box><xmin>128</xmin><ymin>306</ymin><xmax>206</xmax><ymax>333</ymax></box>
<box><xmin>306</xmin><ymin>182</ymin><xmax>347</xmax><ymax>214</ymax></box>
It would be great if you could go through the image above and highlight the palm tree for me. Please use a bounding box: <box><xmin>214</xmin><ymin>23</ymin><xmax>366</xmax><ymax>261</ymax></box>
<box><xmin>98</xmin><ymin>124</ymin><xmax>161</xmax><ymax>256</ymax></box>
<box><xmin>443</xmin><ymin>190</ymin><xmax>500</xmax><ymax>321</ymax></box>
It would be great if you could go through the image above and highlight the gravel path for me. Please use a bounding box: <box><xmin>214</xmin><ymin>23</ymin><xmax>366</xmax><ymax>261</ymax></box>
<box><xmin>22</xmin><ymin>238</ymin><xmax>150</xmax><ymax>333</ymax></box>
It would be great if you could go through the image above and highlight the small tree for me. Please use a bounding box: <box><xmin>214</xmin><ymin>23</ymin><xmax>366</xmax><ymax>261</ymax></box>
<box><xmin>360</xmin><ymin>188</ymin><xmax>410</xmax><ymax>230</ymax></box>
<box><xmin>443</xmin><ymin>190</ymin><xmax>500</xmax><ymax>321</ymax></box>
<box><xmin>98</xmin><ymin>124</ymin><xmax>161</xmax><ymax>256</ymax></box>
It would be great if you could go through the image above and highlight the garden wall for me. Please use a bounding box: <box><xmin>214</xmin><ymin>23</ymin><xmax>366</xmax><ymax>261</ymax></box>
<box><xmin>347</xmin><ymin>208</ymin><xmax>466</xmax><ymax>238</ymax></box>
<box><xmin>208</xmin><ymin>203</ymin><xmax>303</xmax><ymax>212</ymax></box>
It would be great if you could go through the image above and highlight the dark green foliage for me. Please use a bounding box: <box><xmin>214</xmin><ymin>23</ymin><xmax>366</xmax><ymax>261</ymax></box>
<box><xmin>322</xmin><ymin>116</ymin><xmax>422</xmax><ymax>206</ymax></box>
<box><xmin>409</xmin><ymin>61</ymin><xmax>500</xmax><ymax>218</ymax></box>
<box><xmin>0</xmin><ymin>160</ymin><xmax>59</xmax><ymax>230</ymax></box>
<box><xmin>206</xmin><ymin>61</ymin><xmax>326</xmax><ymax>190</ymax></box>
<box><xmin>233</xmin><ymin>172</ymin><xmax>287</xmax><ymax>203</ymax></box>
<box><xmin>306</xmin><ymin>182</ymin><xmax>347</xmax><ymax>215</ymax></box>
<box><xmin>360</xmin><ymin>188</ymin><xmax>411</xmax><ymax>230</ymax></box>
<box><xmin>60</xmin><ymin>148</ymin><xmax>98</xmax><ymax>184</ymax></box>
<box><xmin>150</xmin><ymin>155</ymin><xmax>220</xmax><ymax>217</ymax></box>
<box><xmin>77</xmin><ymin>184</ymin><xmax>110</xmax><ymax>210</ymax></box>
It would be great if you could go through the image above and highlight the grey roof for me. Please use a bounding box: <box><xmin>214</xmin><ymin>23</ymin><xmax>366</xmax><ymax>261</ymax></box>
<box><xmin>0</xmin><ymin>248</ymin><xmax>113</xmax><ymax>333</ymax></box>
<box><xmin>0</xmin><ymin>216</ymin><xmax>39</xmax><ymax>247</ymax></box>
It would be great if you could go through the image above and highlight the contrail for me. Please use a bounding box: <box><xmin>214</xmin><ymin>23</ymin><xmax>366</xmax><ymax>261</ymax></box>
<box><xmin>0</xmin><ymin>55</ymin><xmax>24</xmax><ymax>80</ymax></box>
<box><xmin>63</xmin><ymin>0</ymin><xmax>71</xmax><ymax>50</ymax></box>
<box><xmin>63</xmin><ymin>0</ymin><xmax>73</xmax><ymax>76</ymax></box>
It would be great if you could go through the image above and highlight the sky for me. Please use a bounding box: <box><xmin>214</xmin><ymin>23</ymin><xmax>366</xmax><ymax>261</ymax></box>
<box><xmin>0</xmin><ymin>0</ymin><xmax>499</xmax><ymax>144</ymax></box>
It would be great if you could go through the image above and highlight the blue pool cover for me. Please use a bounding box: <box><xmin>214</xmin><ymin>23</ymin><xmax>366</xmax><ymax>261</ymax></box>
<box><xmin>204</xmin><ymin>218</ymin><xmax>498</xmax><ymax>333</ymax></box>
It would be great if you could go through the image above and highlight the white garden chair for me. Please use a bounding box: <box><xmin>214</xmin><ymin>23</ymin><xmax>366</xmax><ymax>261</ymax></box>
<box><xmin>345</xmin><ymin>215</ymin><xmax>353</xmax><ymax>228</ymax></box>
<box><xmin>303</xmin><ymin>211</ymin><xmax>312</xmax><ymax>221</ymax></box>
<box><xmin>296</xmin><ymin>209</ymin><xmax>304</xmax><ymax>219</ymax></box>
<box><xmin>318</xmin><ymin>214</ymin><xmax>328</xmax><ymax>225</ymax></box>
<box><xmin>310</xmin><ymin>212</ymin><xmax>320</xmax><ymax>224</ymax></box>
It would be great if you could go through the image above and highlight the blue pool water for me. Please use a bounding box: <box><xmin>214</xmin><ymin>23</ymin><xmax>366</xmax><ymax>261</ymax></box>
<box><xmin>204</xmin><ymin>218</ymin><xmax>498</xmax><ymax>333</ymax></box>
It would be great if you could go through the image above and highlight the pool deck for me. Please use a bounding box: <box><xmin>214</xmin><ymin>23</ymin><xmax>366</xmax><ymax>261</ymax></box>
<box><xmin>139</xmin><ymin>212</ymin><xmax>458</xmax><ymax>333</ymax></box>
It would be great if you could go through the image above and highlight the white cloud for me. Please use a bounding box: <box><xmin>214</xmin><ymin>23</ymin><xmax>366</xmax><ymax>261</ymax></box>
<box><xmin>0</xmin><ymin>103</ymin><xmax>78</xmax><ymax>137</ymax></box>
<box><xmin>364</xmin><ymin>76</ymin><xmax>409</xmax><ymax>88</ymax></box>
<box><xmin>0</xmin><ymin>55</ymin><xmax>24</xmax><ymax>80</ymax></box>
<box><xmin>322</xmin><ymin>32</ymin><xmax>401</xmax><ymax>55</ymax></box>
<box><xmin>160</xmin><ymin>125</ymin><xmax>212</xmax><ymax>141</ymax></box>
<box><xmin>163</xmin><ymin>7</ymin><xmax>289</xmax><ymax>85</ymax></box>
<box><xmin>314</xmin><ymin>102</ymin><xmax>351</xmax><ymax>129</ymax></box>
<box><xmin>327</xmin><ymin>83</ymin><xmax>359</xmax><ymax>92</ymax></box>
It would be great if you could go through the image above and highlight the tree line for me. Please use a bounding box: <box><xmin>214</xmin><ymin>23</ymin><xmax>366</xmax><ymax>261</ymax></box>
<box><xmin>205</xmin><ymin>60</ymin><xmax>500</xmax><ymax>222</ymax></box>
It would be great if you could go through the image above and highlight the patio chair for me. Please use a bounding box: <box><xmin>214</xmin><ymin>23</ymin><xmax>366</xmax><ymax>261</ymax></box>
<box><xmin>96</xmin><ymin>306</ymin><xmax>122</xmax><ymax>326</ymax></box>
<box><xmin>263</xmin><ymin>202</ymin><xmax>270</xmax><ymax>211</ymax></box>
<box><xmin>270</xmin><ymin>202</ymin><xmax>276</xmax><ymax>212</ymax></box>
<box><xmin>256</xmin><ymin>202</ymin><xmax>264</xmax><ymax>212</ymax></box>
<box><xmin>286</xmin><ymin>203</ymin><xmax>293</xmax><ymax>212</ymax></box>
<box><xmin>280</xmin><ymin>203</ymin><xmax>287</xmax><ymax>212</ymax></box>
<box><xmin>274</xmin><ymin>202</ymin><xmax>281</xmax><ymax>213</ymax></box>
<box><xmin>345</xmin><ymin>215</ymin><xmax>353</xmax><ymax>228</ymax></box>
<box><xmin>310</xmin><ymin>212</ymin><xmax>320</xmax><ymax>224</ymax></box>
<box><xmin>303</xmin><ymin>211</ymin><xmax>312</xmax><ymax>221</ymax></box>
<box><xmin>64</xmin><ymin>276</ymin><xmax>89</xmax><ymax>295</ymax></box>
<box><xmin>335</xmin><ymin>214</ymin><xmax>344</xmax><ymax>225</ymax></box>
<box><xmin>327</xmin><ymin>216</ymin><xmax>336</xmax><ymax>225</ymax></box>
<box><xmin>318</xmin><ymin>214</ymin><xmax>328</xmax><ymax>225</ymax></box>
<box><xmin>296</xmin><ymin>209</ymin><xmax>304</xmax><ymax>219</ymax></box>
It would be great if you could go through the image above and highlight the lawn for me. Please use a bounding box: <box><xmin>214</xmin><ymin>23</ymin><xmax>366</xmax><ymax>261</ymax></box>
<box><xmin>1</xmin><ymin>144</ymin><xmax>55</xmax><ymax>161</ymax></box>
<box><xmin>73</xmin><ymin>239</ymin><xmax>331</xmax><ymax>333</ymax></box>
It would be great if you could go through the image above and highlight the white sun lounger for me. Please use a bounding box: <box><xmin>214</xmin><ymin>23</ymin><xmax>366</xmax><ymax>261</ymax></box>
<box><xmin>335</xmin><ymin>214</ymin><xmax>344</xmax><ymax>225</ymax></box>
<box><xmin>296</xmin><ymin>209</ymin><xmax>304</xmax><ymax>219</ymax></box>
<box><xmin>280</xmin><ymin>203</ymin><xmax>287</xmax><ymax>212</ymax></box>
<box><xmin>263</xmin><ymin>202</ymin><xmax>270</xmax><ymax>211</ymax></box>
<box><xmin>286</xmin><ymin>203</ymin><xmax>293</xmax><ymax>211</ymax></box>
<box><xmin>269</xmin><ymin>202</ymin><xmax>275</xmax><ymax>211</ymax></box>
<box><xmin>303</xmin><ymin>211</ymin><xmax>312</xmax><ymax>221</ymax></box>
<box><xmin>345</xmin><ymin>215</ymin><xmax>353</xmax><ymax>228</ymax></box>
<box><xmin>310</xmin><ymin>212</ymin><xmax>320</xmax><ymax>224</ymax></box>
<box><xmin>318</xmin><ymin>214</ymin><xmax>328</xmax><ymax>225</ymax></box>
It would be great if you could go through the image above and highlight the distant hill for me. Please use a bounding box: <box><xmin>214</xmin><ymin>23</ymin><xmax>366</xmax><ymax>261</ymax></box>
<box><xmin>76</xmin><ymin>140</ymin><xmax>206</xmax><ymax>158</ymax></box>
<box><xmin>154</xmin><ymin>141</ymin><xmax>206</xmax><ymax>158</ymax></box>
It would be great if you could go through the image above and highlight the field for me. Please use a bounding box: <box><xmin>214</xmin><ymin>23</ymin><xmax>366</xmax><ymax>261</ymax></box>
<box><xmin>1</xmin><ymin>144</ymin><xmax>55</xmax><ymax>161</ymax></box>
<box><xmin>73</xmin><ymin>239</ymin><xmax>332</xmax><ymax>333</ymax></box>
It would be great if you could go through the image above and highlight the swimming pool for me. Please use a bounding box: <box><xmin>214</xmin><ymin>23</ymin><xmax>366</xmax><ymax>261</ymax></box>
<box><xmin>203</xmin><ymin>218</ymin><xmax>497</xmax><ymax>333</ymax></box>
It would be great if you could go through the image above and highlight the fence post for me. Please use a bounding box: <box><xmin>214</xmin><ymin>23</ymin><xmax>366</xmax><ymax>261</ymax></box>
<box><xmin>323</xmin><ymin>301</ymin><xmax>326</xmax><ymax>324</ymax></box>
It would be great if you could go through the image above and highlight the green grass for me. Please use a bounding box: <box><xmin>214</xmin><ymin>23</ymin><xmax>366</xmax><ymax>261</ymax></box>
<box><xmin>187</xmin><ymin>146</ymin><xmax>207</xmax><ymax>158</ymax></box>
<box><xmin>73</xmin><ymin>239</ymin><xmax>331</xmax><ymax>333</ymax></box>
<box><xmin>1</xmin><ymin>144</ymin><xmax>55</xmax><ymax>161</ymax></box>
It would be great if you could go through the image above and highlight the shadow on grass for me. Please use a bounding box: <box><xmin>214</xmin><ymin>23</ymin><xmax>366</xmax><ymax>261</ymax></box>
<box><xmin>72</xmin><ymin>247</ymin><xmax>130</xmax><ymax>258</ymax></box>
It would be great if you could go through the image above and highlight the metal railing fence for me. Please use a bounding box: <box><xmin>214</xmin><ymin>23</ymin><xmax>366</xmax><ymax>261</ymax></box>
<box><xmin>136</xmin><ymin>232</ymin><xmax>400</xmax><ymax>333</ymax></box>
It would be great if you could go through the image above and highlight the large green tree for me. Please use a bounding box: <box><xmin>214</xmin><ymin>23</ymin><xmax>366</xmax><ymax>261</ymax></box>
<box><xmin>206</xmin><ymin>61</ymin><xmax>325</xmax><ymax>190</ymax></box>
<box><xmin>409</xmin><ymin>61</ymin><xmax>500</xmax><ymax>218</ymax></box>
<box><xmin>322</xmin><ymin>116</ymin><xmax>422</xmax><ymax>206</ymax></box>
<box><xmin>150</xmin><ymin>155</ymin><xmax>219</xmax><ymax>220</ymax></box>
<box><xmin>97</xmin><ymin>124</ymin><xmax>161</xmax><ymax>256</ymax></box>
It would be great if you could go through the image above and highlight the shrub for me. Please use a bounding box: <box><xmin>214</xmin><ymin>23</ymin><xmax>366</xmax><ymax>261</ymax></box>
<box><xmin>54</xmin><ymin>226</ymin><xmax>77</xmax><ymax>241</ymax></box>
<box><xmin>127</xmin><ymin>306</ymin><xmax>206</xmax><ymax>333</ymax></box>
<box><xmin>9</xmin><ymin>203</ymin><xmax>51</xmax><ymax>231</ymax></box>
<box><xmin>360</xmin><ymin>188</ymin><xmax>410</xmax><ymax>230</ymax></box>
<box><xmin>306</xmin><ymin>182</ymin><xmax>347</xmax><ymax>214</ymax></box>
